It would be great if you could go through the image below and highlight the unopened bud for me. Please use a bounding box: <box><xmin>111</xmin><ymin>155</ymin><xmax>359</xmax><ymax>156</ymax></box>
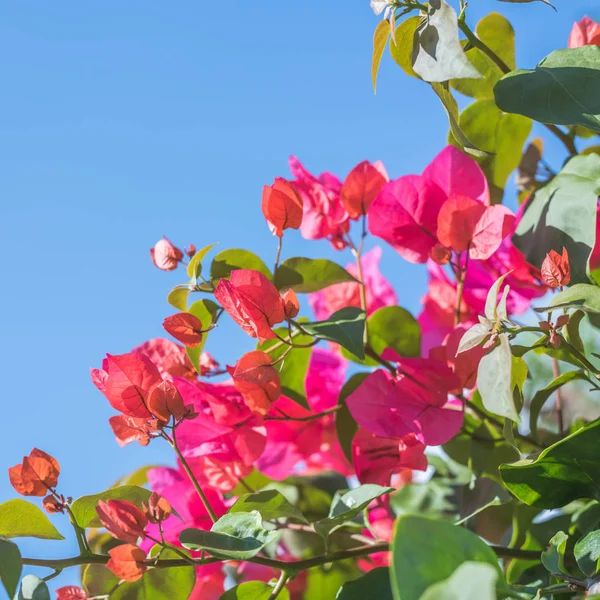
<box><xmin>143</xmin><ymin>492</ymin><xmax>172</xmax><ymax>524</ymax></box>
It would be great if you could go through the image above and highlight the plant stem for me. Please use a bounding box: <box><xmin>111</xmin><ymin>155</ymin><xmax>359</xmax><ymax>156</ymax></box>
<box><xmin>64</xmin><ymin>503</ymin><xmax>91</xmax><ymax>556</ymax></box>
<box><xmin>551</xmin><ymin>357</ymin><xmax>565</xmax><ymax>437</ymax></box>
<box><xmin>265</xmin><ymin>405</ymin><xmax>341</xmax><ymax>422</ymax></box>
<box><xmin>364</xmin><ymin>346</ymin><xmax>396</xmax><ymax>374</ymax></box>
<box><xmin>165</xmin><ymin>429</ymin><xmax>218</xmax><ymax>523</ymax></box>
<box><xmin>268</xmin><ymin>571</ymin><xmax>290</xmax><ymax>600</ymax></box>
<box><xmin>274</xmin><ymin>235</ymin><xmax>283</xmax><ymax>275</ymax></box>
<box><xmin>453</xmin><ymin>252</ymin><xmax>467</xmax><ymax>327</ymax></box>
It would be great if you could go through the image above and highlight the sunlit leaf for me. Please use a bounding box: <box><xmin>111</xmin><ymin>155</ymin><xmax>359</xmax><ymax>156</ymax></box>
<box><xmin>372</xmin><ymin>20</ymin><xmax>391</xmax><ymax>93</ymax></box>
<box><xmin>210</xmin><ymin>248</ymin><xmax>272</xmax><ymax>282</ymax></box>
<box><xmin>0</xmin><ymin>499</ymin><xmax>64</xmax><ymax>540</ymax></box>
<box><xmin>274</xmin><ymin>258</ymin><xmax>358</xmax><ymax>293</ymax></box>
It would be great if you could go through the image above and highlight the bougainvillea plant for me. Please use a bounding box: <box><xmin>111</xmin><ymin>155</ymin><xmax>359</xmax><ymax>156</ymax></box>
<box><xmin>5</xmin><ymin>3</ymin><xmax>600</xmax><ymax>600</ymax></box>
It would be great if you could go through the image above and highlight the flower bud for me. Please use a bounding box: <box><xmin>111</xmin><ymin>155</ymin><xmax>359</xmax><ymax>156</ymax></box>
<box><xmin>143</xmin><ymin>492</ymin><xmax>172</xmax><ymax>524</ymax></box>
<box><xmin>150</xmin><ymin>237</ymin><xmax>184</xmax><ymax>271</ymax></box>
<box><xmin>43</xmin><ymin>494</ymin><xmax>65</xmax><ymax>514</ymax></box>
<box><xmin>96</xmin><ymin>499</ymin><xmax>148</xmax><ymax>543</ymax></box>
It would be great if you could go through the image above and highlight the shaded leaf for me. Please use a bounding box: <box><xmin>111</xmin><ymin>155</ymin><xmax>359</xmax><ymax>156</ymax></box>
<box><xmin>0</xmin><ymin>499</ymin><xmax>64</xmax><ymax>540</ymax></box>
<box><xmin>228</xmin><ymin>489</ymin><xmax>307</xmax><ymax>524</ymax></box>
<box><xmin>15</xmin><ymin>576</ymin><xmax>49</xmax><ymax>600</ymax></box>
<box><xmin>336</xmin><ymin>567</ymin><xmax>392</xmax><ymax>600</ymax></box>
<box><xmin>274</xmin><ymin>258</ymin><xmax>358</xmax><ymax>293</ymax></box>
<box><xmin>221</xmin><ymin>582</ymin><xmax>288</xmax><ymax>600</ymax></box>
<box><xmin>541</xmin><ymin>531</ymin><xmax>569</xmax><ymax>575</ymax></box>
<box><xmin>372</xmin><ymin>20</ymin><xmax>391</xmax><ymax>93</ymax></box>
<box><xmin>575</xmin><ymin>529</ymin><xmax>600</xmax><ymax>576</ymax></box>
<box><xmin>0</xmin><ymin>537</ymin><xmax>21</xmax><ymax>598</ymax></box>
<box><xmin>419</xmin><ymin>562</ymin><xmax>498</xmax><ymax>600</ymax></box>
<box><xmin>535</xmin><ymin>283</ymin><xmax>600</xmax><ymax>314</ymax></box>
<box><xmin>335</xmin><ymin>373</ymin><xmax>368</xmax><ymax>463</ymax></box>
<box><xmin>210</xmin><ymin>249</ymin><xmax>272</xmax><ymax>282</ymax></box>
<box><xmin>367</xmin><ymin>306</ymin><xmax>420</xmax><ymax>358</ymax></box>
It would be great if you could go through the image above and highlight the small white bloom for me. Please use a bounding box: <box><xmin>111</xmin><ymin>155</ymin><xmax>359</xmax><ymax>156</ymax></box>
<box><xmin>370</xmin><ymin>0</ymin><xmax>391</xmax><ymax>17</ymax></box>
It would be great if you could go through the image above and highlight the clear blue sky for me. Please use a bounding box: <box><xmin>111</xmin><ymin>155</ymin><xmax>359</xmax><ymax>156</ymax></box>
<box><xmin>0</xmin><ymin>1</ymin><xmax>596</xmax><ymax>594</ymax></box>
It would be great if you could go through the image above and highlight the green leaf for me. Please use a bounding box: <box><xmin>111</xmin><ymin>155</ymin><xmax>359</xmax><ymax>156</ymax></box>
<box><xmin>368</xmin><ymin>306</ymin><xmax>420</xmax><ymax>358</ymax></box>
<box><xmin>180</xmin><ymin>511</ymin><xmax>278</xmax><ymax>560</ymax></box>
<box><xmin>302</xmin><ymin>307</ymin><xmax>366</xmax><ymax>359</ymax></box>
<box><xmin>314</xmin><ymin>484</ymin><xmax>393</xmax><ymax>538</ymax></box>
<box><xmin>0</xmin><ymin>537</ymin><xmax>21</xmax><ymax>598</ymax></box>
<box><xmin>15</xmin><ymin>576</ymin><xmax>50</xmax><ymax>600</ymax></box>
<box><xmin>500</xmin><ymin>419</ymin><xmax>600</xmax><ymax>508</ymax></box>
<box><xmin>499</xmin><ymin>0</ymin><xmax>553</xmax><ymax>6</ymax></box>
<box><xmin>390</xmin><ymin>16</ymin><xmax>421</xmax><ymax>79</ymax></box>
<box><xmin>259</xmin><ymin>325</ymin><xmax>312</xmax><ymax>409</ymax></box>
<box><xmin>452</xmin><ymin>12</ymin><xmax>515</xmax><ymax>99</ymax></box>
<box><xmin>0</xmin><ymin>499</ymin><xmax>64</xmax><ymax>540</ymax></box>
<box><xmin>529</xmin><ymin>371</ymin><xmax>589</xmax><ymax>439</ymax></box>
<box><xmin>412</xmin><ymin>0</ymin><xmax>480</xmax><ymax>82</ymax></box>
<box><xmin>186</xmin><ymin>298</ymin><xmax>220</xmax><ymax>373</ymax></box>
<box><xmin>70</xmin><ymin>485</ymin><xmax>151</xmax><ymax>528</ymax></box>
<box><xmin>495</xmin><ymin>47</ymin><xmax>600</xmax><ymax>132</ymax></box>
<box><xmin>430</xmin><ymin>82</ymin><xmax>489</xmax><ymax>157</ymax></box>
<box><xmin>274</xmin><ymin>258</ymin><xmax>358</xmax><ymax>293</ymax></box>
<box><xmin>372</xmin><ymin>20</ymin><xmax>390</xmax><ymax>93</ymax></box>
<box><xmin>575</xmin><ymin>529</ymin><xmax>600</xmax><ymax>576</ymax></box>
<box><xmin>336</xmin><ymin>567</ymin><xmax>392</xmax><ymax>600</ymax></box>
<box><xmin>228</xmin><ymin>489</ymin><xmax>308</xmax><ymax>524</ymax></box>
<box><xmin>418</xmin><ymin>562</ymin><xmax>499</xmax><ymax>600</ymax></box>
<box><xmin>210</xmin><ymin>249</ymin><xmax>272</xmax><ymax>282</ymax></box>
<box><xmin>477</xmin><ymin>335</ymin><xmax>520</xmax><ymax>422</ymax></box>
<box><xmin>541</xmin><ymin>531</ymin><xmax>569</xmax><ymax>575</ymax></box>
<box><xmin>167</xmin><ymin>285</ymin><xmax>190</xmax><ymax>311</ymax></box>
<box><xmin>513</xmin><ymin>154</ymin><xmax>600</xmax><ymax>285</ymax></box>
<box><xmin>187</xmin><ymin>243</ymin><xmax>218</xmax><ymax>279</ymax></box>
<box><xmin>82</xmin><ymin>563</ymin><xmax>120</xmax><ymax>598</ymax></box>
<box><xmin>535</xmin><ymin>283</ymin><xmax>600</xmax><ymax>314</ymax></box>
<box><xmin>111</xmin><ymin>549</ymin><xmax>195</xmax><ymax>600</ymax></box>
<box><xmin>305</xmin><ymin>561</ymin><xmax>362</xmax><ymax>600</ymax></box>
<box><xmin>335</xmin><ymin>373</ymin><xmax>368</xmax><ymax>463</ymax></box>
<box><xmin>220</xmin><ymin>581</ymin><xmax>289</xmax><ymax>600</ymax></box>
<box><xmin>390</xmin><ymin>515</ymin><xmax>503</xmax><ymax>600</ymax></box>
<box><xmin>113</xmin><ymin>465</ymin><xmax>160</xmax><ymax>487</ymax></box>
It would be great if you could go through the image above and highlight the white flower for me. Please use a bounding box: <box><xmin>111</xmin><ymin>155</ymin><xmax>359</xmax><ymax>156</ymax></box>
<box><xmin>370</xmin><ymin>0</ymin><xmax>392</xmax><ymax>18</ymax></box>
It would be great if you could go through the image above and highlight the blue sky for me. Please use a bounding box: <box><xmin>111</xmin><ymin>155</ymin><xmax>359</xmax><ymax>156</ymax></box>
<box><xmin>0</xmin><ymin>0</ymin><xmax>597</xmax><ymax>594</ymax></box>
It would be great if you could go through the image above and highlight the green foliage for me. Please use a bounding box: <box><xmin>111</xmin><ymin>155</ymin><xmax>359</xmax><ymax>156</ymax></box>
<box><xmin>228</xmin><ymin>489</ymin><xmax>308</xmax><ymax>523</ymax></box>
<box><xmin>0</xmin><ymin>499</ymin><xmax>64</xmax><ymax>540</ymax></box>
<box><xmin>187</xmin><ymin>243</ymin><xmax>218</xmax><ymax>280</ymax></box>
<box><xmin>536</xmin><ymin>284</ymin><xmax>600</xmax><ymax>314</ymax></box>
<box><xmin>180</xmin><ymin>511</ymin><xmax>278</xmax><ymax>559</ymax></box>
<box><xmin>186</xmin><ymin>298</ymin><xmax>220</xmax><ymax>372</ymax></box>
<box><xmin>367</xmin><ymin>306</ymin><xmax>420</xmax><ymax>358</ymax></box>
<box><xmin>335</xmin><ymin>373</ymin><xmax>368</xmax><ymax>462</ymax></box>
<box><xmin>0</xmin><ymin>537</ymin><xmax>21</xmax><ymax>598</ymax></box>
<box><xmin>541</xmin><ymin>531</ymin><xmax>569</xmax><ymax>575</ymax></box>
<box><xmin>14</xmin><ymin>576</ymin><xmax>50</xmax><ymax>600</ymax></box>
<box><xmin>210</xmin><ymin>248</ymin><xmax>272</xmax><ymax>281</ymax></box>
<box><xmin>495</xmin><ymin>47</ymin><xmax>600</xmax><ymax>132</ymax></box>
<box><xmin>220</xmin><ymin>581</ymin><xmax>289</xmax><ymax>600</ymax></box>
<box><xmin>336</xmin><ymin>568</ymin><xmax>393</xmax><ymax>600</ymax></box>
<box><xmin>372</xmin><ymin>20</ymin><xmax>391</xmax><ymax>92</ymax></box>
<box><xmin>390</xmin><ymin>17</ymin><xmax>420</xmax><ymax>78</ymax></box>
<box><xmin>418</xmin><ymin>562</ymin><xmax>498</xmax><ymax>600</ymax></box>
<box><xmin>273</xmin><ymin>258</ymin><xmax>358</xmax><ymax>293</ymax></box>
<box><xmin>70</xmin><ymin>485</ymin><xmax>152</xmax><ymax>528</ymax></box>
<box><xmin>575</xmin><ymin>530</ymin><xmax>600</xmax><ymax>576</ymax></box>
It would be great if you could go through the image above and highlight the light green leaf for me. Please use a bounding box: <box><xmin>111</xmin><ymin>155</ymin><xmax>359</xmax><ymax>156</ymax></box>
<box><xmin>15</xmin><ymin>576</ymin><xmax>49</xmax><ymax>600</ymax></box>
<box><xmin>221</xmin><ymin>581</ymin><xmax>289</xmax><ymax>600</ymax></box>
<box><xmin>541</xmin><ymin>531</ymin><xmax>569</xmax><ymax>575</ymax></box>
<box><xmin>186</xmin><ymin>243</ymin><xmax>218</xmax><ymax>280</ymax></box>
<box><xmin>82</xmin><ymin>563</ymin><xmax>120</xmax><ymax>598</ymax></box>
<box><xmin>372</xmin><ymin>20</ymin><xmax>391</xmax><ymax>93</ymax></box>
<box><xmin>70</xmin><ymin>485</ymin><xmax>151</xmax><ymax>528</ymax></box>
<box><xmin>412</xmin><ymin>0</ymin><xmax>481</xmax><ymax>82</ymax></box>
<box><xmin>302</xmin><ymin>307</ymin><xmax>366</xmax><ymax>359</ymax></box>
<box><xmin>500</xmin><ymin>419</ymin><xmax>600</xmax><ymax>508</ymax></box>
<box><xmin>0</xmin><ymin>537</ymin><xmax>21</xmax><ymax>598</ymax></box>
<box><xmin>210</xmin><ymin>249</ymin><xmax>272</xmax><ymax>282</ymax></box>
<box><xmin>335</xmin><ymin>373</ymin><xmax>368</xmax><ymax>463</ymax></box>
<box><xmin>336</xmin><ymin>567</ymin><xmax>392</xmax><ymax>600</ymax></box>
<box><xmin>186</xmin><ymin>298</ymin><xmax>220</xmax><ymax>373</ymax></box>
<box><xmin>180</xmin><ymin>511</ymin><xmax>278</xmax><ymax>560</ymax></box>
<box><xmin>418</xmin><ymin>562</ymin><xmax>498</xmax><ymax>600</ymax></box>
<box><xmin>390</xmin><ymin>515</ymin><xmax>503</xmax><ymax>600</ymax></box>
<box><xmin>368</xmin><ymin>306</ymin><xmax>420</xmax><ymax>358</ymax></box>
<box><xmin>274</xmin><ymin>258</ymin><xmax>358</xmax><ymax>293</ymax></box>
<box><xmin>575</xmin><ymin>529</ymin><xmax>600</xmax><ymax>576</ymax></box>
<box><xmin>535</xmin><ymin>283</ymin><xmax>600</xmax><ymax>314</ymax></box>
<box><xmin>111</xmin><ymin>549</ymin><xmax>195</xmax><ymax>600</ymax></box>
<box><xmin>390</xmin><ymin>16</ymin><xmax>421</xmax><ymax>79</ymax></box>
<box><xmin>167</xmin><ymin>285</ymin><xmax>190</xmax><ymax>311</ymax></box>
<box><xmin>228</xmin><ymin>489</ymin><xmax>307</xmax><ymax>523</ymax></box>
<box><xmin>0</xmin><ymin>499</ymin><xmax>64</xmax><ymax>540</ymax></box>
<box><xmin>495</xmin><ymin>46</ymin><xmax>600</xmax><ymax>132</ymax></box>
<box><xmin>314</xmin><ymin>484</ymin><xmax>393</xmax><ymax>538</ymax></box>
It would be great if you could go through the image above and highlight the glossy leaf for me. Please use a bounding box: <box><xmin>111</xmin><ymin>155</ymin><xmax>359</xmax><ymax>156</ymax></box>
<box><xmin>228</xmin><ymin>489</ymin><xmax>308</xmax><ymax>523</ymax></box>
<box><xmin>274</xmin><ymin>257</ymin><xmax>358</xmax><ymax>293</ymax></box>
<box><xmin>390</xmin><ymin>515</ymin><xmax>503</xmax><ymax>600</ymax></box>
<box><xmin>302</xmin><ymin>307</ymin><xmax>366</xmax><ymax>359</ymax></box>
<box><xmin>575</xmin><ymin>529</ymin><xmax>600</xmax><ymax>576</ymax></box>
<box><xmin>336</xmin><ymin>567</ymin><xmax>392</xmax><ymax>600</ymax></box>
<box><xmin>180</xmin><ymin>511</ymin><xmax>278</xmax><ymax>560</ymax></box>
<box><xmin>0</xmin><ymin>499</ymin><xmax>64</xmax><ymax>540</ymax></box>
<box><xmin>372</xmin><ymin>20</ymin><xmax>390</xmax><ymax>93</ymax></box>
<box><xmin>418</xmin><ymin>562</ymin><xmax>498</xmax><ymax>600</ymax></box>
<box><xmin>535</xmin><ymin>283</ymin><xmax>600</xmax><ymax>314</ymax></box>
<box><xmin>0</xmin><ymin>536</ymin><xmax>21</xmax><ymax>598</ymax></box>
<box><xmin>500</xmin><ymin>419</ymin><xmax>600</xmax><ymax>508</ymax></box>
<box><xmin>541</xmin><ymin>531</ymin><xmax>569</xmax><ymax>575</ymax></box>
<box><xmin>15</xmin><ymin>576</ymin><xmax>50</xmax><ymax>600</ymax></box>
<box><xmin>367</xmin><ymin>306</ymin><xmax>420</xmax><ymax>358</ymax></box>
<box><xmin>512</xmin><ymin>154</ymin><xmax>600</xmax><ymax>285</ymax></box>
<box><xmin>210</xmin><ymin>248</ymin><xmax>272</xmax><ymax>282</ymax></box>
<box><xmin>314</xmin><ymin>484</ymin><xmax>393</xmax><ymax>538</ymax></box>
<box><xmin>495</xmin><ymin>46</ymin><xmax>600</xmax><ymax>132</ymax></box>
<box><xmin>390</xmin><ymin>16</ymin><xmax>421</xmax><ymax>78</ymax></box>
<box><xmin>186</xmin><ymin>243</ymin><xmax>218</xmax><ymax>279</ymax></box>
<box><xmin>335</xmin><ymin>373</ymin><xmax>368</xmax><ymax>463</ymax></box>
<box><xmin>221</xmin><ymin>581</ymin><xmax>289</xmax><ymax>600</ymax></box>
<box><xmin>70</xmin><ymin>485</ymin><xmax>151</xmax><ymax>528</ymax></box>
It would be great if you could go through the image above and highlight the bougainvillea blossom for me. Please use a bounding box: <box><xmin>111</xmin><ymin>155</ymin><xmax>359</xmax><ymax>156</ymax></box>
<box><xmin>150</xmin><ymin>237</ymin><xmax>183</xmax><ymax>271</ymax></box>
<box><xmin>56</xmin><ymin>587</ymin><xmax>87</xmax><ymax>600</ymax></box>
<box><xmin>147</xmin><ymin>379</ymin><xmax>190</xmax><ymax>423</ymax></box>
<box><xmin>341</xmin><ymin>160</ymin><xmax>388</xmax><ymax>219</ymax></box>
<box><xmin>9</xmin><ymin>449</ymin><xmax>60</xmax><ymax>496</ymax></box>
<box><xmin>568</xmin><ymin>15</ymin><xmax>600</xmax><ymax>48</ymax></box>
<box><xmin>109</xmin><ymin>415</ymin><xmax>157</xmax><ymax>447</ymax></box>
<box><xmin>541</xmin><ymin>247</ymin><xmax>571</xmax><ymax>288</ymax></box>
<box><xmin>133</xmin><ymin>338</ymin><xmax>197</xmax><ymax>381</ymax></box>
<box><xmin>262</xmin><ymin>177</ymin><xmax>303</xmax><ymax>236</ymax></box>
<box><xmin>232</xmin><ymin>350</ymin><xmax>281</xmax><ymax>415</ymax></box>
<box><xmin>162</xmin><ymin>312</ymin><xmax>205</xmax><ymax>348</ymax></box>
<box><xmin>96</xmin><ymin>499</ymin><xmax>148</xmax><ymax>543</ymax></box>
<box><xmin>106</xmin><ymin>544</ymin><xmax>147</xmax><ymax>582</ymax></box>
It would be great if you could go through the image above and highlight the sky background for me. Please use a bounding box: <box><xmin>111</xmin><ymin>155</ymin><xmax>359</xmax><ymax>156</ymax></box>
<box><xmin>1</xmin><ymin>0</ymin><xmax>598</xmax><ymax>595</ymax></box>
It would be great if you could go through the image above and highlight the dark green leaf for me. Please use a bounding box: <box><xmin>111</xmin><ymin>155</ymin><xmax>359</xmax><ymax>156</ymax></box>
<box><xmin>15</xmin><ymin>576</ymin><xmax>49</xmax><ymax>600</ymax></box>
<box><xmin>367</xmin><ymin>306</ymin><xmax>420</xmax><ymax>358</ymax></box>
<box><xmin>228</xmin><ymin>489</ymin><xmax>307</xmax><ymax>523</ymax></box>
<box><xmin>302</xmin><ymin>307</ymin><xmax>366</xmax><ymax>359</ymax></box>
<box><xmin>529</xmin><ymin>371</ymin><xmax>589</xmax><ymax>439</ymax></box>
<box><xmin>541</xmin><ymin>531</ymin><xmax>569</xmax><ymax>575</ymax></box>
<box><xmin>336</xmin><ymin>567</ymin><xmax>392</xmax><ymax>600</ymax></box>
<box><xmin>220</xmin><ymin>581</ymin><xmax>288</xmax><ymax>600</ymax></box>
<box><xmin>575</xmin><ymin>530</ymin><xmax>600</xmax><ymax>576</ymax></box>
<box><xmin>210</xmin><ymin>249</ymin><xmax>272</xmax><ymax>282</ymax></box>
<box><xmin>274</xmin><ymin>258</ymin><xmax>357</xmax><ymax>293</ymax></box>
<box><xmin>535</xmin><ymin>284</ymin><xmax>600</xmax><ymax>314</ymax></box>
<box><xmin>412</xmin><ymin>0</ymin><xmax>480</xmax><ymax>82</ymax></box>
<box><xmin>512</xmin><ymin>154</ymin><xmax>600</xmax><ymax>284</ymax></box>
<box><xmin>70</xmin><ymin>485</ymin><xmax>152</xmax><ymax>528</ymax></box>
<box><xmin>186</xmin><ymin>298</ymin><xmax>220</xmax><ymax>373</ymax></box>
<box><xmin>0</xmin><ymin>537</ymin><xmax>21</xmax><ymax>597</ymax></box>
<box><xmin>180</xmin><ymin>511</ymin><xmax>277</xmax><ymax>560</ymax></box>
<box><xmin>111</xmin><ymin>549</ymin><xmax>195</xmax><ymax>600</ymax></box>
<box><xmin>495</xmin><ymin>47</ymin><xmax>600</xmax><ymax>132</ymax></box>
<box><xmin>390</xmin><ymin>515</ymin><xmax>503</xmax><ymax>600</ymax></box>
<box><xmin>500</xmin><ymin>419</ymin><xmax>600</xmax><ymax>508</ymax></box>
<box><xmin>335</xmin><ymin>373</ymin><xmax>368</xmax><ymax>463</ymax></box>
<box><xmin>418</xmin><ymin>562</ymin><xmax>499</xmax><ymax>600</ymax></box>
<box><xmin>0</xmin><ymin>499</ymin><xmax>64</xmax><ymax>540</ymax></box>
<box><xmin>372</xmin><ymin>20</ymin><xmax>390</xmax><ymax>93</ymax></box>
<box><xmin>390</xmin><ymin>16</ymin><xmax>421</xmax><ymax>78</ymax></box>
<box><xmin>314</xmin><ymin>484</ymin><xmax>393</xmax><ymax>538</ymax></box>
